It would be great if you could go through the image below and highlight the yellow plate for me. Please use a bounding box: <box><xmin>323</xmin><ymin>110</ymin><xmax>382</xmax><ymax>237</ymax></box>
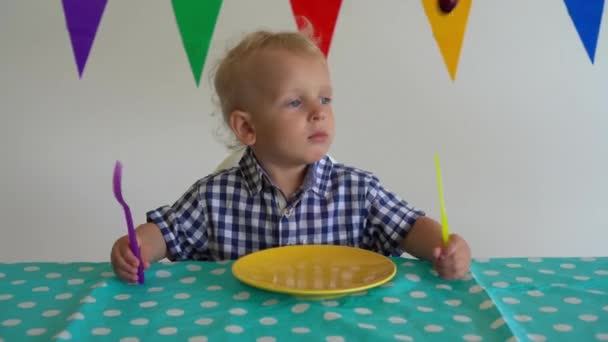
<box><xmin>231</xmin><ymin>245</ymin><xmax>396</xmax><ymax>299</ymax></box>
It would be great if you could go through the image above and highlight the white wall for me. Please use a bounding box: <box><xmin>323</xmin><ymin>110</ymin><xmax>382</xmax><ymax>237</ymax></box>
<box><xmin>1</xmin><ymin>1</ymin><xmax>607</xmax><ymax>261</ymax></box>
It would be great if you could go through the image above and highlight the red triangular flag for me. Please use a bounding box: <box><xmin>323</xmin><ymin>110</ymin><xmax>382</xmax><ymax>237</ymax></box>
<box><xmin>290</xmin><ymin>0</ymin><xmax>342</xmax><ymax>57</ymax></box>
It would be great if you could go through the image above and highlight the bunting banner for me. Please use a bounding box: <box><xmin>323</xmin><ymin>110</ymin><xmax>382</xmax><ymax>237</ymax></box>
<box><xmin>290</xmin><ymin>0</ymin><xmax>343</xmax><ymax>58</ymax></box>
<box><xmin>62</xmin><ymin>0</ymin><xmax>108</xmax><ymax>78</ymax></box>
<box><xmin>563</xmin><ymin>0</ymin><xmax>605</xmax><ymax>64</ymax></box>
<box><xmin>172</xmin><ymin>0</ymin><xmax>223</xmax><ymax>86</ymax></box>
<box><xmin>422</xmin><ymin>0</ymin><xmax>472</xmax><ymax>81</ymax></box>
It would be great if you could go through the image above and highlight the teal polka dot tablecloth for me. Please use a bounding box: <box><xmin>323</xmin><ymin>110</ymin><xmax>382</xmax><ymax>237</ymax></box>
<box><xmin>1</xmin><ymin>257</ymin><xmax>606</xmax><ymax>341</ymax></box>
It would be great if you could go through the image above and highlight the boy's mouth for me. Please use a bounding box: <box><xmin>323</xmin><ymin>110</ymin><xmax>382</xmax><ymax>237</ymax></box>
<box><xmin>308</xmin><ymin>131</ymin><xmax>328</xmax><ymax>142</ymax></box>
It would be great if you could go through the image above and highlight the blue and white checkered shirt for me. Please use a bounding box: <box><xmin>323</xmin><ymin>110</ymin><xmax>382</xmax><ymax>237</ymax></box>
<box><xmin>147</xmin><ymin>148</ymin><xmax>425</xmax><ymax>261</ymax></box>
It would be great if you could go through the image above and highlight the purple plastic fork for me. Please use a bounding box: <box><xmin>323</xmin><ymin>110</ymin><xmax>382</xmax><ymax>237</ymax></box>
<box><xmin>112</xmin><ymin>161</ymin><xmax>144</xmax><ymax>284</ymax></box>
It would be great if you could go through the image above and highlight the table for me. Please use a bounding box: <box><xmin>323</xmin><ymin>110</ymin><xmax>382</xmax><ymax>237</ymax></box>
<box><xmin>1</xmin><ymin>257</ymin><xmax>607</xmax><ymax>341</ymax></box>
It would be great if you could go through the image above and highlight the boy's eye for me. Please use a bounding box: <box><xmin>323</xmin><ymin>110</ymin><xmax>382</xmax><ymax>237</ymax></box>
<box><xmin>320</xmin><ymin>97</ymin><xmax>332</xmax><ymax>105</ymax></box>
<box><xmin>287</xmin><ymin>99</ymin><xmax>302</xmax><ymax>108</ymax></box>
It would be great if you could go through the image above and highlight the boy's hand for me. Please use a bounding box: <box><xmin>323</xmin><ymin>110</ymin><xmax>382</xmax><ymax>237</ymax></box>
<box><xmin>432</xmin><ymin>234</ymin><xmax>471</xmax><ymax>280</ymax></box>
<box><xmin>111</xmin><ymin>235</ymin><xmax>151</xmax><ymax>283</ymax></box>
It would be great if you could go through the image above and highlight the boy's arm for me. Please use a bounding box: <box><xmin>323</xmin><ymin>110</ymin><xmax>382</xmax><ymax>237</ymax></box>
<box><xmin>400</xmin><ymin>216</ymin><xmax>444</xmax><ymax>262</ymax></box>
<box><xmin>136</xmin><ymin>223</ymin><xmax>169</xmax><ymax>262</ymax></box>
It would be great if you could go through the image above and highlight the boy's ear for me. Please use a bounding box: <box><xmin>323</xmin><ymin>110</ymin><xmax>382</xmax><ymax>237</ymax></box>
<box><xmin>229</xmin><ymin>110</ymin><xmax>256</xmax><ymax>146</ymax></box>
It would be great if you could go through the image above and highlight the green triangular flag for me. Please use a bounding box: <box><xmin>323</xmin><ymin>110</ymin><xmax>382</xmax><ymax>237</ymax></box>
<box><xmin>172</xmin><ymin>0</ymin><xmax>223</xmax><ymax>86</ymax></box>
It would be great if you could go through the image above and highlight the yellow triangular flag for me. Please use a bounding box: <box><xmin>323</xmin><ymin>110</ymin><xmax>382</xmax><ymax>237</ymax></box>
<box><xmin>422</xmin><ymin>0</ymin><xmax>472</xmax><ymax>80</ymax></box>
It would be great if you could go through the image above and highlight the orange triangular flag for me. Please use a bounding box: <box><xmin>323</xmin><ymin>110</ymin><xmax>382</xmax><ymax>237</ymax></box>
<box><xmin>422</xmin><ymin>0</ymin><xmax>472</xmax><ymax>80</ymax></box>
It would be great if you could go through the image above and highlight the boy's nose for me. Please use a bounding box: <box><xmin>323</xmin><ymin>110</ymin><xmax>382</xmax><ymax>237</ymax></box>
<box><xmin>309</xmin><ymin>105</ymin><xmax>326</xmax><ymax>121</ymax></box>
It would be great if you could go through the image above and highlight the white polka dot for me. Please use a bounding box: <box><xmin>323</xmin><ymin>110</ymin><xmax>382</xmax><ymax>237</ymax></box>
<box><xmin>262</xmin><ymin>299</ymin><xmax>279</xmax><ymax>306</ymax></box>
<box><xmin>90</xmin><ymin>281</ymin><xmax>107</xmax><ymax>289</ymax></box>
<box><xmin>217</xmin><ymin>260</ymin><xmax>230</xmax><ymax>265</ymax></box>
<box><xmin>101</xmin><ymin>272</ymin><xmax>114</xmax><ymax>278</ymax></box>
<box><xmin>325</xmin><ymin>336</ymin><xmax>344</xmax><ymax>342</ymax></box>
<box><xmin>418</xmin><ymin>306</ymin><xmax>434</xmax><ymax>312</ymax></box>
<box><xmin>358</xmin><ymin>323</ymin><xmax>376</xmax><ymax>329</ymax></box>
<box><xmin>11</xmin><ymin>280</ymin><xmax>26</xmax><ymax>285</ymax></box>
<box><xmin>257</xmin><ymin>337</ymin><xmax>276</xmax><ymax>342</ymax></box>
<box><xmin>292</xmin><ymin>327</ymin><xmax>310</xmax><ymax>333</ymax></box>
<box><xmin>401</xmin><ymin>261</ymin><xmax>415</xmax><ymax>267</ymax></box>
<box><xmin>539</xmin><ymin>306</ymin><xmax>558</xmax><ymax>313</ymax></box>
<box><xmin>324</xmin><ymin>312</ymin><xmax>341</xmax><ymax>320</ymax></box>
<box><xmin>79</xmin><ymin>266</ymin><xmax>94</xmax><ymax>272</ymax></box>
<box><xmin>463</xmin><ymin>335</ymin><xmax>483</xmax><ymax>342</ymax></box>
<box><xmin>483</xmin><ymin>270</ymin><xmax>500</xmax><ymax>276</ymax></box>
<box><xmin>382</xmin><ymin>297</ymin><xmax>400</xmax><ymax>303</ymax></box>
<box><xmin>502</xmin><ymin>297</ymin><xmax>520</xmax><ymax>304</ymax></box>
<box><xmin>445</xmin><ymin>299</ymin><xmax>461</xmax><ymax>307</ymax></box>
<box><xmin>527</xmin><ymin>290</ymin><xmax>544</xmax><ymax>297</ymax></box>
<box><xmin>187</xmin><ymin>264</ymin><xmax>202</xmax><ymax>271</ymax></box>
<box><xmin>292</xmin><ymin>303</ymin><xmax>310</xmax><ymax>313</ymax></box>
<box><xmin>211</xmin><ymin>268</ymin><xmax>226</xmax><ymax>275</ymax></box>
<box><xmin>462</xmin><ymin>274</ymin><xmax>474</xmax><ymax>280</ymax></box>
<box><xmin>53</xmin><ymin>293</ymin><xmax>71</xmax><ymax>301</ymax></box>
<box><xmin>206</xmin><ymin>285</ymin><xmax>222</xmax><ymax>291</ymax></box>
<box><xmin>424</xmin><ymin>325</ymin><xmax>444</xmax><ymax>332</ymax></box>
<box><xmin>68</xmin><ymin>312</ymin><xmax>84</xmax><ymax>320</ymax></box>
<box><xmin>180</xmin><ymin>277</ymin><xmax>196</xmax><ymax>284</ymax></box>
<box><xmin>322</xmin><ymin>301</ymin><xmax>339</xmax><ymax>307</ymax></box>
<box><xmin>595</xmin><ymin>270</ymin><xmax>608</xmax><ymax>276</ymax></box>
<box><xmin>453</xmin><ymin>315</ymin><xmax>472</xmax><ymax>322</ymax></box>
<box><xmin>505</xmin><ymin>337</ymin><xmax>517</xmax><ymax>342</ymax></box>
<box><xmin>429</xmin><ymin>269</ymin><xmax>439</xmax><ymax>276</ymax></box>
<box><xmin>603</xmin><ymin>305</ymin><xmax>608</xmax><ymax>311</ymax></box>
<box><xmin>233</xmin><ymin>292</ymin><xmax>250</xmax><ymax>300</ymax></box>
<box><xmin>475</xmin><ymin>258</ymin><xmax>490</xmax><ymax>263</ymax></box>
<box><xmin>92</xmin><ymin>328</ymin><xmax>111</xmax><ymax>335</ymax></box>
<box><xmin>514</xmin><ymin>315</ymin><xmax>532</xmax><ymax>322</ymax></box>
<box><xmin>410</xmin><ymin>291</ymin><xmax>427</xmax><ymax>298</ymax></box>
<box><xmin>491</xmin><ymin>318</ymin><xmax>505</xmax><ymax>329</ymax></box>
<box><xmin>67</xmin><ymin>279</ymin><xmax>84</xmax><ymax>285</ymax></box>
<box><xmin>527</xmin><ymin>334</ymin><xmax>547</xmax><ymax>341</ymax></box>
<box><xmin>147</xmin><ymin>287</ymin><xmax>164</xmax><ymax>292</ymax></box>
<box><xmin>0</xmin><ymin>272</ymin><xmax>5</xmax><ymax>278</ymax></box>
<box><xmin>350</xmin><ymin>291</ymin><xmax>367</xmax><ymax>297</ymax></box>
<box><xmin>100</xmin><ymin>310</ymin><xmax>121</xmax><ymax>318</ymax></box>
<box><xmin>596</xmin><ymin>334</ymin><xmax>608</xmax><ymax>341</ymax></box>
<box><xmin>560</xmin><ymin>263</ymin><xmax>576</xmax><ymax>269</ymax></box>
<box><xmin>174</xmin><ymin>293</ymin><xmax>191</xmax><ymax>299</ymax></box>
<box><xmin>506</xmin><ymin>263</ymin><xmax>522</xmax><ymax>268</ymax></box>
<box><xmin>516</xmin><ymin>277</ymin><xmax>533</xmax><ymax>283</ymax></box>
<box><xmin>80</xmin><ymin>296</ymin><xmax>96</xmax><ymax>303</ymax></box>
<box><xmin>18</xmin><ymin>301</ymin><xmax>36</xmax><ymax>308</ymax></box>
<box><xmin>139</xmin><ymin>301</ymin><xmax>157</xmax><ymax>308</ymax></box>
<box><xmin>24</xmin><ymin>266</ymin><xmax>40</xmax><ymax>272</ymax></box>
<box><xmin>528</xmin><ymin>258</ymin><xmax>543</xmax><ymax>263</ymax></box>
<box><xmin>195</xmin><ymin>318</ymin><xmax>213</xmax><ymax>325</ymax></box>
<box><xmin>469</xmin><ymin>285</ymin><xmax>483</xmax><ymax>294</ymax></box>
<box><xmin>405</xmin><ymin>273</ymin><xmax>420</xmax><ymax>282</ymax></box>
<box><xmin>55</xmin><ymin>330</ymin><xmax>71</xmax><ymax>340</ymax></box>
<box><xmin>2</xmin><ymin>319</ymin><xmax>21</xmax><ymax>326</ymax></box>
<box><xmin>167</xmin><ymin>309</ymin><xmax>184</xmax><ymax>317</ymax></box>
<box><xmin>27</xmin><ymin>328</ymin><xmax>47</xmax><ymax>336</ymax></box>
<box><xmin>225</xmin><ymin>325</ymin><xmax>243</xmax><ymax>334</ymax></box>
<box><xmin>259</xmin><ymin>317</ymin><xmax>277</xmax><ymax>325</ymax></box>
<box><xmin>551</xmin><ymin>283</ymin><xmax>567</xmax><ymax>287</ymax></box>
<box><xmin>229</xmin><ymin>308</ymin><xmax>247</xmax><ymax>315</ymax></box>
<box><xmin>479</xmin><ymin>300</ymin><xmax>494</xmax><ymax>310</ymax></box>
<box><xmin>574</xmin><ymin>275</ymin><xmax>590</xmax><ymax>281</ymax></box>
<box><xmin>42</xmin><ymin>310</ymin><xmax>61</xmax><ymax>317</ymax></box>
<box><xmin>0</xmin><ymin>294</ymin><xmax>13</xmax><ymax>300</ymax></box>
<box><xmin>114</xmin><ymin>294</ymin><xmax>130</xmax><ymax>300</ymax></box>
<box><xmin>388</xmin><ymin>316</ymin><xmax>407</xmax><ymax>324</ymax></box>
<box><xmin>394</xmin><ymin>335</ymin><xmax>413</xmax><ymax>341</ymax></box>
<box><xmin>493</xmin><ymin>281</ymin><xmax>509</xmax><ymax>288</ymax></box>
<box><xmin>539</xmin><ymin>269</ymin><xmax>555</xmax><ymax>275</ymax></box>
<box><xmin>579</xmin><ymin>314</ymin><xmax>598</xmax><ymax>322</ymax></box>
<box><xmin>436</xmin><ymin>284</ymin><xmax>453</xmax><ymax>290</ymax></box>
<box><xmin>33</xmin><ymin>286</ymin><xmax>50</xmax><ymax>292</ymax></box>
<box><xmin>354</xmin><ymin>308</ymin><xmax>372</xmax><ymax>315</ymax></box>
<box><xmin>46</xmin><ymin>273</ymin><xmax>62</xmax><ymax>279</ymax></box>
<box><xmin>553</xmin><ymin>324</ymin><xmax>573</xmax><ymax>332</ymax></box>
<box><xmin>188</xmin><ymin>338</ymin><xmax>207</xmax><ymax>342</ymax></box>
<box><xmin>588</xmin><ymin>290</ymin><xmax>606</xmax><ymax>295</ymax></box>
<box><xmin>381</xmin><ymin>281</ymin><xmax>395</xmax><ymax>288</ymax></box>
<box><xmin>155</xmin><ymin>270</ymin><xmax>172</xmax><ymax>278</ymax></box>
<box><xmin>200</xmin><ymin>301</ymin><xmax>219</xmax><ymax>308</ymax></box>
<box><xmin>158</xmin><ymin>327</ymin><xmax>177</xmax><ymax>335</ymax></box>
<box><xmin>564</xmin><ymin>297</ymin><xmax>582</xmax><ymax>304</ymax></box>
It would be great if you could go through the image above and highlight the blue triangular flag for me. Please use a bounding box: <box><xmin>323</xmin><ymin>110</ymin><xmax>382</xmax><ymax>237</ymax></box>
<box><xmin>564</xmin><ymin>0</ymin><xmax>605</xmax><ymax>63</ymax></box>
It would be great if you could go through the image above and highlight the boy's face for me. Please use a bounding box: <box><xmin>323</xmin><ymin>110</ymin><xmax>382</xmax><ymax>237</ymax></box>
<box><xmin>244</xmin><ymin>49</ymin><xmax>335</xmax><ymax>167</ymax></box>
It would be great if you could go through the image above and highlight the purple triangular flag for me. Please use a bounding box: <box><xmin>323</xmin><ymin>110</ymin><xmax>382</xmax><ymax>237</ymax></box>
<box><xmin>62</xmin><ymin>0</ymin><xmax>108</xmax><ymax>78</ymax></box>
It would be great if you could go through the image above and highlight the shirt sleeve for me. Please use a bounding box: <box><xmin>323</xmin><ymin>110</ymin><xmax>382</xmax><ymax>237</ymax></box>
<box><xmin>146</xmin><ymin>181</ymin><xmax>209</xmax><ymax>261</ymax></box>
<box><xmin>365</xmin><ymin>176</ymin><xmax>425</xmax><ymax>256</ymax></box>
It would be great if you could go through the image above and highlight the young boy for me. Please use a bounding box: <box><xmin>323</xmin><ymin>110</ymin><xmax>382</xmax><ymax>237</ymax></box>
<box><xmin>111</xmin><ymin>29</ymin><xmax>471</xmax><ymax>283</ymax></box>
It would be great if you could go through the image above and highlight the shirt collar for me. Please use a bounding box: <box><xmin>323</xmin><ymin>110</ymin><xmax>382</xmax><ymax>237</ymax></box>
<box><xmin>238</xmin><ymin>147</ymin><xmax>333</xmax><ymax>198</ymax></box>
